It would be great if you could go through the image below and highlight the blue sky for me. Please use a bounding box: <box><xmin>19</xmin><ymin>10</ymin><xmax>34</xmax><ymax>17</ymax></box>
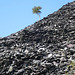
<box><xmin>0</xmin><ymin>0</ymin><xmax>74</xmax><ymax>37</ymax></box>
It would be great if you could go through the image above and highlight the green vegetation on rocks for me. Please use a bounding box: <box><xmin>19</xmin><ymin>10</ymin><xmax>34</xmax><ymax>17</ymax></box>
<box><xmin>32</xmin><ymin>6</ymin><xmax>42</xmax><ymax>20</ymax></box>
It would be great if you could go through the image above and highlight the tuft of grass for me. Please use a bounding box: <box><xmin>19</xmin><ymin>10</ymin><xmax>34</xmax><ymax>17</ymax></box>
<box><xmin>65</xmin><ymin>60</ymin><xmax>75</xmax><ymax>75</ymax></box>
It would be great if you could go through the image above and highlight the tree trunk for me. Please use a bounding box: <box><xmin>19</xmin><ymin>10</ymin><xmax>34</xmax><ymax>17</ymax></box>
<box><xmin>38</xmin><ymin>14</ymin><xmax>40</xmax><ymax>20</ymax></box>
<box><xmin>37</xmin><ymin>14</ymin><xmax>41</xmax><ymax>20</ymax></box>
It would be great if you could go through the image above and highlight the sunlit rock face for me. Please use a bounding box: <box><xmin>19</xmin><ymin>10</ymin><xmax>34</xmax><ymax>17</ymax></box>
<box><xmin>0</xmin><ymin>1</ymin><xmax>75</xmax><ymax>75</ymax></box>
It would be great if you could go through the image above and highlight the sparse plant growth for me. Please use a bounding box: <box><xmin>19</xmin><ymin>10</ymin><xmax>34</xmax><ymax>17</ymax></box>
<box><xmin>32</xmin><ymin>6</ymin><xmax>42</xmax><ymax>20</ymax></box>
<box><xmin>65</xmin><ymin>60</ymin><xmax>75</xmax><ymax>75</ymax></box>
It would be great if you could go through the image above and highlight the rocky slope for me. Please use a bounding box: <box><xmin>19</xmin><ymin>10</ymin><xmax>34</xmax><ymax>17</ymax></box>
<box><xmin>0</xmin><ymin>1</ymin><xmax>75</xmax><ymax>75</ymax></box>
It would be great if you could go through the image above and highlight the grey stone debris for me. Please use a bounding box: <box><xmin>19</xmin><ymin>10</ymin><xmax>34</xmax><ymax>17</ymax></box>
<box><xmin>0</xmin><ymin>1</ymin><xmax>75</xmax><ymax>75</ymax></box>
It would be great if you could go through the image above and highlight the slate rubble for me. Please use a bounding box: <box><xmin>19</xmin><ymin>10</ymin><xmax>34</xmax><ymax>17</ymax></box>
<box><xmin>0</xmin><ymin>1</ymin><xmax>75</xmax><ymax>75</ymax></box>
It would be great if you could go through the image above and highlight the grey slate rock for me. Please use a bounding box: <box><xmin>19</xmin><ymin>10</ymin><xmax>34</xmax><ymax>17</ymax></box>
<box><xmin>0</xmin><ymin>1</ymin><xmax>75</xmax><ymax>75</ymax></box>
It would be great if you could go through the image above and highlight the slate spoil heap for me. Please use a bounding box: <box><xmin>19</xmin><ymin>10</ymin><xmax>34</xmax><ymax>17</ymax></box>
<box><xmin>0</xmin><ymin>1</ymin><xmax>75</xmax><ymax>75</ymax></box>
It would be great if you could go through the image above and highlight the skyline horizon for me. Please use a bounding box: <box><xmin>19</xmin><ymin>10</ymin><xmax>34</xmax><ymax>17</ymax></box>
<box><xmin>0</xmin><ymin>0</ymin><xmax>74</xmax><ymax>37</ymax></box>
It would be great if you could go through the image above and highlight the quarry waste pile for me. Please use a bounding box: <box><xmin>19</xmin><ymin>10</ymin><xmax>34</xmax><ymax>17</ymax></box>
<box><xmin>0</xmin><ymin>1</ymin><xmax>75</xmax><ymax>75</ymax></box>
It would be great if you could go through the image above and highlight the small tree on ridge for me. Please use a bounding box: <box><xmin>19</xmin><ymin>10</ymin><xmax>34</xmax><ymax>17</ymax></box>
<box><xmin>32</xmin><ymin>6</ymin><xmax>42</xmax><ymax>20</ymax></box>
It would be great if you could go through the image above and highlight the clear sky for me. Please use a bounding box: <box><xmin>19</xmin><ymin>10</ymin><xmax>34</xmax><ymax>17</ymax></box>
<box><xmin>0</xmin><ymin>0</ymin><xmax>74</xmax><ymax>37</ymax></box>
